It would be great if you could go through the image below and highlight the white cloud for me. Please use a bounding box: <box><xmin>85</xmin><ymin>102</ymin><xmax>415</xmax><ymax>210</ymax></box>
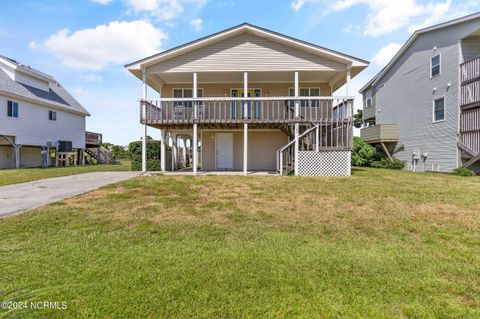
<box><xmin>41</xmin><ymin>20</ymin><xmax>166</xmax><ymax>70</ymax></box>
<box><xmin>91</xmin><ymin>0</ymin><xmax>113</xmax><ymax>4</ymax></box>
<box><xmin>80</xmin><ymin>73</ymin><xmax>103</xmax><ymax>82</ymax></box>
<box><xmin>28</xmin><ymin>41</ymin><xmax>39</xmax><ymax>50</ymax></box>
<box><xmin>371</xmin><ymin>42</ymin><xmax>402</xmax><ymax>66</ymax></box>
<box><xmin>291</xmin><ymin>0</ymin><xmax>480</xmax><ymax>37</ymax></box>
<box><xmin>190</xmin><ymin>18</ymin><xmax>202</xmax><ymax>31</ymax></box>
<box><xmin>125</xmin><ymin>0</ymin><xmax>207</xmax><ymax>20</ymax></box>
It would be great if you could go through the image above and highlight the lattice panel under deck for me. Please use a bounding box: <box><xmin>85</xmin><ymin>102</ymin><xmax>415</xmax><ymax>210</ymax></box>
<box><xmin>298</xmin><ymin>151</ymin><xmax>351</xmax><ymax>176</ymax></box>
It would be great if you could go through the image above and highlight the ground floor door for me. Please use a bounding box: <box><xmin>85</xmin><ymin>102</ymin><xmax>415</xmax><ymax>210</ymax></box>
<box><xmin>215</xmin><ymin>133</ymin><xmax>233</xmax><ymax>170</ymax></box>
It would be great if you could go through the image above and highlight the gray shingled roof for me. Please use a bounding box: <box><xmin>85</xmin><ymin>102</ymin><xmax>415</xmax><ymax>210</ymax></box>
<box><xmin>0</xmin><ymin>58</ymin><xmax>90</xmax><ymax>116</ymax></box>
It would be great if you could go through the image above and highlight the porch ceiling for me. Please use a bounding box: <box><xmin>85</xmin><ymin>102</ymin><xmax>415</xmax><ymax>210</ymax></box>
<box><xmin>142</xmin><ymin>70</ymin><xmax>357</xmax><ymax>93</ymax></box>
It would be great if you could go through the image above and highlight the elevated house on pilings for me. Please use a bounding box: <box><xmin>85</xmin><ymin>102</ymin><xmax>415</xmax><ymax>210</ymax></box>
<box><xmin>125</xmin><ymin>23</ymin><xmax>369</xmax><ymax>176</ymax></box>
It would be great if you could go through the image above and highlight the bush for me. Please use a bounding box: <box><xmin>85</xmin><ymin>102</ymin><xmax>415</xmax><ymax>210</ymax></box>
<box><xmin>129</xmin><ymin>140</ymin><xmax>162</xmax><ymax>171</ymax></box>
<box><xmin>352</xmin><ymin>136</ymin><xmax>376</xmax><ymax>166</ymax></box>
<box><xmin>370</xmin><ymin>157</ymin><xmax>404</xmax><ymax>170</ymax></box>
<box><xmin>453</xmin><ymin>167</ymin><xmax>476</xmax><ymax>177</ymax></box>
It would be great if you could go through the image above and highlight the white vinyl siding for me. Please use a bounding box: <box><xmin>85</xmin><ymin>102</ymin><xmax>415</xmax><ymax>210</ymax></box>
<box><xmin>0</xmin><ymin>94</ymin><xmax>86</xmax><ymax>148</ymax></box>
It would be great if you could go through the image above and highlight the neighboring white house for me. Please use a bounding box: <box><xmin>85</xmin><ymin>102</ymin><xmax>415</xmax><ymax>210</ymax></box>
<box><xmin>0</xmin><ymin>56</ymin><xmax>90</xmax><ymax>169</ymax></box>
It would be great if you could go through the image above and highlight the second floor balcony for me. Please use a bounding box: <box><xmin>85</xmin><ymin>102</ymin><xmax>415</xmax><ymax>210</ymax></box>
<box><xmin>140</xmin><ymin>96</ymin><xmax>353</xmax><ymax>127</ymax></box>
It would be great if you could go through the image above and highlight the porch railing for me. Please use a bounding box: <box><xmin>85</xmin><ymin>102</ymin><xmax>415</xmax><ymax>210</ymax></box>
<box><xmin>460</xmin><ymin>56</ymin><xmax>480</xmax><ymax>107</ymax></box>
<box><xmin>460</xmin><ymin>107</ymin><xmax>480</xmax><ymax>154</ymax></box>
<box><xmin>140</xmin><ymin>97</ymin><xmax>353</xmax><ymax>125</ymax></box>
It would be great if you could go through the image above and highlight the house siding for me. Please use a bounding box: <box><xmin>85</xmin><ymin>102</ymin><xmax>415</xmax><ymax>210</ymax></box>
<box><xmin>373</xmin><ymin>19</ymin><xmax>480</xmax><ymax>172</ymax></box>
<box><xmin>149</xmin><ymin>33</ymin><xmax>347</xmax><ymax>73</ymax></box>
<box><xmin>0</xmin><ymin>94</ymin><xmax>86</xmax><ymax>149</ymax></box>
<box><xmin>201</xmin><ymin>130</ymin><xmax>288</xmax><ymax>171</ymax></box>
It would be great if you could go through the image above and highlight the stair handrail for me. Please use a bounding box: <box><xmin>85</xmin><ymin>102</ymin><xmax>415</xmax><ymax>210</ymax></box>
<box><xmin>277</xmin><ymin>124</ymin><xmax>320</xmax><ymax>175</ymax></box>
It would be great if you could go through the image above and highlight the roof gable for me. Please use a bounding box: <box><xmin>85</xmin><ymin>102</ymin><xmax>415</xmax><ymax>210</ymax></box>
<box><xmin>360</xmin><ymin>12</ymin><xmax>480</xmax><ymax>93</ymax></box>
<box><xmin>147</xmin><ymin>32</ymin><xmax>348</xmax><ymax>74</ymax></box>
<box><xmin>126</xmin><ymin>23</ymin><xmax>368</xmax><ymax>70</ymax></box>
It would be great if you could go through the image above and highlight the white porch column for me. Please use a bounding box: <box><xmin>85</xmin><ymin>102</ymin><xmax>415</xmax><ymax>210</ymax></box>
<box><xmin>160</xmin><ymin>130</ymin><xmax>166</xmax><ymax>171</ymax></box>
<box><xmin>243</xmin><ymin>71</ymin><xmax>248</xmax><ymax>176</ymax></box>
<box><xmin>346</xmin><ymin>67</ymin><xmax>351</xmax><ymax>97</ymax></box>
<box><xmin>141</xmin><ymin>68</ymin><xmax>148</xmax><ymax>173</ymax></box>
<box><xmin>294</xmin><ymin>71</ymin><xmax>299</xmax><ymax>176</ymax></box>
<box><xmin>193</xmin><ymin>72</ymin><xmax>198</xmax><ymax>175</ymax></box>
<box><xmin>159</xmin><ymin>88</ymin><xmax>166</xmax><ymax>172</ymax></box>
<box><xmin>14</xmin><ymin>145</ymin><xmax>21</xmax><ymax>169</ymax></box>
<box><xmin>171</xmin><ymin>133</ymin><xmax>177</xmax><ymax>172</ymax></box>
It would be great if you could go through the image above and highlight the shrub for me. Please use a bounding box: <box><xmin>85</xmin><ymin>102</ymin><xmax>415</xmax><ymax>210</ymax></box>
<box><xmin>352</xmin><ymin>136</ymin><xmax>376</xmax><ymax>166</ymax></box>
<box><xmin>453</xmin><ymin>167</ymin><xmax>476</xmax><ymax>177</ymax></box>
<box><xmin>370</xmin><ymin>157</ymin><xmax>404</xmax><ymax>170</ymax></box>
<box><xmin>129</xmin><ymin>140</ymin><xmax>162</xmax><ymax>171</ymax></box>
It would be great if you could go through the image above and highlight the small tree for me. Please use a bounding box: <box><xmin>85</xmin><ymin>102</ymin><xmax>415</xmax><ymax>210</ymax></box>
<box><xmin>353</xmin><ymin>109</ymin><xmax>363</xmax><ymax>129</ymax></box>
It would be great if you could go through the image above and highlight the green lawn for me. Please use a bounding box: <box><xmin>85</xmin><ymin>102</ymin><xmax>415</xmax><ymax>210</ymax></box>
<box><xmin>0</xmin><ymin>161</ymin><xmax>130</xmax><ymax>187</ymax></box>
<box><xmin>1</xmin><ymin>168</ymin><xmax>479</xmax><ymax>318</ymax></box>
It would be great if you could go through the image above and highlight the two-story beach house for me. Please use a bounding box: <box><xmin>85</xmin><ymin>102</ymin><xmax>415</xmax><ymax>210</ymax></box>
<box><xmin>126</xmin><ymin>23</ymin><xmax>368</xmax><ymax>176</ymax></box>
<box><xmin>0</xmin><ymin>56</ymin><xmax>90</xmax><ymax>169</ymax></box>
<box><xmin>360</xmin><ymin>13</ymin><xmax>480</xmax><ymax>173</ymax></box>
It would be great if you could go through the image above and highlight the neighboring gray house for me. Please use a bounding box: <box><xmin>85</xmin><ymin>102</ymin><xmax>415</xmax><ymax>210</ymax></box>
<box><xmin>360</xmin><ymin>13</ymin><xmax>480</xmax><ymax>173</ymax></box>
<box><xmin>0</xmin><ymin>56</ymin><xmax>90</xmax><ymax>169</ymax></box>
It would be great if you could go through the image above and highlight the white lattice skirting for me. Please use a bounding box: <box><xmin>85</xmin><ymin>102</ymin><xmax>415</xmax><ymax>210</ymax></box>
<box><xmin>298</xmin><ymin>151</ymin><xmax>351</xmax><ymax>176</ymax></box>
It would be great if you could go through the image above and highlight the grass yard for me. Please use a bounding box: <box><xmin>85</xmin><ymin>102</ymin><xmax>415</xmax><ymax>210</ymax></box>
<box><xmin>1</xmin><ymin>168</ymin><xmax>479</xmax><ymax>318</ymax></box>
<box><xmin>0</xmin><ymin>161</ymin><xmax>130</xmax><ymax>187</ymax></box>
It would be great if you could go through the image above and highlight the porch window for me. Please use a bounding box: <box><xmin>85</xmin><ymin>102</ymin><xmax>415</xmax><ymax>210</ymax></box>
<box><xmin>289</xmin><ymin>87</ymin><xmax>320</xmax><ymax>107</ymax></box>
<box><xmin>7</xmin><ymin>100</ymin><xmax>19</xmax><ymax>118</ymax></box>
<box><xmin>431</xmin><ymin>54</ymin><xmax>440</xmax><ymax>78</ymax></box>
<box><xmin>173</xmin><ymin>88</ymin><xmax>203</xmax><ymax>108</ymax></box>
<box><xmin>433</xmin><ymin>97</ymin><xmax>445</xmax><ymax>122</ymax></box>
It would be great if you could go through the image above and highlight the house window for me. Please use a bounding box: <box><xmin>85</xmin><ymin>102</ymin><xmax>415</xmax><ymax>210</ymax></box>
<box><xmin>431</xmin><ymin>54</ymin><xmax>440</xmax><ymax>78</ymax></box>
<box><xmin>49</xmin><ymin>110</ymin><xmax>57</xmax><ymax>121</ymax></box>
<box><xmin>7</xmin><ymin>100</ymin><xmax>19</xmax><ymax>118</ymax></box>
<box><xmin>433</xmin><ymin>97</ymin><xmax>445</xmax><ymax>122</ymax></box>
<box><xmin>289</xmin><ymin>87</ymin><xmax>320</xmax><ymax>107</ymax></box>
<box><xmin>173</xmin><ymin>88</ymin><xmax>203</xmax><ymax>107</ymax></box>
<box><xmin>365</xmin><ymin>90</ymin><xmax>373</xmax><ymax>108</ymax></box>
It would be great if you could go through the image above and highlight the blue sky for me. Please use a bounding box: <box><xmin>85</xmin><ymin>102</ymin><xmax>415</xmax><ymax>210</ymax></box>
<box><xmin>1</xmin><ymin>0</ymin><xmax>479</xmax><ymax>145</ymax></box>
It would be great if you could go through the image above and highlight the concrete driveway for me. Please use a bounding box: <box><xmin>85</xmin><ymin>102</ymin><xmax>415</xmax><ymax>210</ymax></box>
<box><xmin>0</xmin><ymin>171</ymin><xmax>139</xmax><ymax>217</ymax></box>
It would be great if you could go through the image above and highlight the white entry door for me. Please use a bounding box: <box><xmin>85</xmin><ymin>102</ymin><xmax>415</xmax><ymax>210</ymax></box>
<box><xmin>215</xmin><ymin>133</ymin><xmax>233</xmax><ymax>170</ymax></box>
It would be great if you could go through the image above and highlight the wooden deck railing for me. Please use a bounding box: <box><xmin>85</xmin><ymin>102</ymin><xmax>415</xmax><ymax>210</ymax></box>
<box><xmin>460</xmin><ymin>108</ymin><xmax>480</xmax><ymax>154</ymax></box>
<box><xmin>140</xmin><ymin>97</ymin><xmax>354</xmax><ymax>125</ymax></box>
<box><xmin>460</xmin><ymin>56</ymin><xmax>480</xmax><ymax>107</ymax></box>
<box><xmin>85</xmin><ymin>131</ymin><xmax>102</xmax><ymax>146</ymax></box>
